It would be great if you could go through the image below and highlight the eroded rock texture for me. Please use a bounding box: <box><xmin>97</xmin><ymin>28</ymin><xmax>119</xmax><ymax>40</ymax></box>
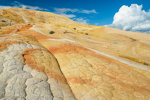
<box><xmin>0</xmin><ymin>8</ymin><xmax>150</xmax><ymax>100</ymax></box>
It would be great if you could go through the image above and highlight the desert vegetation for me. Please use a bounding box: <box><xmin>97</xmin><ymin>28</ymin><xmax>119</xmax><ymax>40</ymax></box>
<box><xmin>49</xmin><ymin>31</ymin><xmax>55</xmax><ymax>34</ymax></box>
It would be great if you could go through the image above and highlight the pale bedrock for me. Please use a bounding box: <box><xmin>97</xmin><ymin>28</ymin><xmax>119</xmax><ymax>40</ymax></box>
<box><xmin>23</xmin><ymin>49</ymin><xmax>76</xmax><ymax>100</ymax></box>
<box><xmin>25</xmin><ymin>81</ymin><xmax>53</xmax><ymax>100</ymax></box>
<box><xmin>0</xmin><ymin>57</ymin><xmax>4</xmax><ymax>74</ymax></box>
<box><xmin>5</xmin><ymin>73</ymin><xmax>32</xmax><ymax>99</ymax></box>
<box><xmin>47</xmin><ymin>76</ymin><xmax>76</xmax><ymax>100</ymax></box>
<box><xmin>0</xmin><ymin>43</ymin><xmax>48</xmax><ymax>100</ymax></box>
<box><xmin>0</xmin><ymin>43</ymin><xmax>43</xmax><ymax>82</ymax></box>
<box><xmin>23</xmin><ymin>64</ymin><xmax>55</xmax><ymax>100</ymax></box>
<box><xmin>0</xmin><ymin>42</ymin><xmax>76</xmax><ymax>100</ymax></box>
<box><xmin>30</xmin><ymin>70</ymin><xmax>48</xmax><ymax>81</ymax></box>
<box><xmin>23</xmin><ymin>62</ymin><xmax>76</xmax><ymax>100</ymax></box>
<box><xmin>23</xmin><ymin>64</ymin><xmax>33</xmax><ymax>73</ymax></box>
<box><xmin>0</xmin><ymin>82</ymin><xmax>7</xmax><ymax>98</ymax></box>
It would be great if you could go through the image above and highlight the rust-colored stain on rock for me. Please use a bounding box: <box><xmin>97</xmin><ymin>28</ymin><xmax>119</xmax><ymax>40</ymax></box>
<box><xmin>0</xmin><ymin>8</ymin><xmax>150</xmax><ymax>100</ymax></box>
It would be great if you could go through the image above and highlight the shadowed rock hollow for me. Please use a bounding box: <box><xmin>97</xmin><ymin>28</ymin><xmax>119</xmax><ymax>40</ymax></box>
<box><xmin>0</xmin><ymin>8</ymin><xmax>150</xmax><ymax>100</ymax></box>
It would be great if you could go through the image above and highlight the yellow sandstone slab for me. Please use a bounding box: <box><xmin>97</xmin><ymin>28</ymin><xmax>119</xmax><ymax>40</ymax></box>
<box><xmin>0</xmin><ymin>8</ymin><xmax>150</xmax><ymax>100</ymax></box>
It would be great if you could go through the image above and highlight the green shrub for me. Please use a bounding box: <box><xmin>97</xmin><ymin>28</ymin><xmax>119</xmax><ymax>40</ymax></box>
<box><xmin>49</xmin><ymin>31</ymin><xmax>55</xmax><ymax>34</ymax></box>
<box><xmin>144</xmin><ymin>62</ymin><xmax>148</xmax><ymax>66</ymax></box>
<box><xmin>85</xmin><ymin>33</ymin><xmax>88</xmax><ymax>35</ymax></box>
<box><xmin>2</xmin><ymin>20</ymin><xmax>6</xmax><ymax>22</ymax></box>
<box><xmin>73</xmin><ymin>28</ymin><xmax>76</xmax><ymax>30</ymax></box>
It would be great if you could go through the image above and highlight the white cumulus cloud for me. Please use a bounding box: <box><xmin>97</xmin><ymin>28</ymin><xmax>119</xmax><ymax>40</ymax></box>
<box><xmin>74</xmin><ymin>17</ymin><xmax>89</xmax><ymax>24</ymax></box>
<box><xmin>54</xmin><ymin>8</ymin><xmax>79</xmax><ymax>14</ymax></box>
<box><xmin>53</xmin><ymin>8</ymin><xmax>97</xmax><ymax>24</ymax></box>
<box><xmin>107</xmin><ymin>4</ymin><xmax>150</xmax><ymax>33</ymax></box>
<box><xmin>54</xmin><ymin>8</ymin><xmax>97</xmax><ymax>14</ymax></box>
<box><xmin>80</xmin><ymin>9</ymin><xmax>97</xmax><ymax>14</ymax></box>
<box><xmin>0</xmin><ymin>1</ymin><xmax>47</xmax><ymax>11</ymax></box>
<box><xmin>53</xmin><ymin>8</ymin><xmax>97</xmax><ymax>19</ymax></box>
<box><xmin>54</xmin><ymin>8</ymin><xmax>78</xmax><ymax>18</ymax></box>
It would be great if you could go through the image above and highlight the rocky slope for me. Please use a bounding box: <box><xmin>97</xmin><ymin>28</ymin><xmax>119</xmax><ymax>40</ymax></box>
<box><xmin>0</xmin><ymin>8</ymin><xmax>150</xmax><ymax>100</ymax></box>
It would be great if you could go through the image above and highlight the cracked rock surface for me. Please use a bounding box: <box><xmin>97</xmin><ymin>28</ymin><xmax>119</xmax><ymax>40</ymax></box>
<box><xmin>0</xmin><ymin>8</ymin><xmax>150</xmax><ymax>100</ymax></box>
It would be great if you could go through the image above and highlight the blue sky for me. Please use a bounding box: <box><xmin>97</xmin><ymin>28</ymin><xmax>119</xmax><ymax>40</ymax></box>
<box><xmin>0</xmin><ymin>0</ymin><xmax>150</xmax><ymax>33</ymax></box>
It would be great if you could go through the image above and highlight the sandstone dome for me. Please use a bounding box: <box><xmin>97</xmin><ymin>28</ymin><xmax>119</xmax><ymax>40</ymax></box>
<box><xmin>0</xmin><ymin>8</ymin><xmax>150</xmax><ymax>100</ymax></box>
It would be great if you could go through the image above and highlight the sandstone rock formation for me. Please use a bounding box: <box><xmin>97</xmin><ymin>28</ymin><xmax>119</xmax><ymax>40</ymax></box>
<box><xmin>0</xmin><ymin>8</ymin><xmax>150</xmax><ymax>100</ymax></box>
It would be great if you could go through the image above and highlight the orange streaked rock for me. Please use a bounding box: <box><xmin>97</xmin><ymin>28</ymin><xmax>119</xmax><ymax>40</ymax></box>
<box><xmin>0</xmin><ymin>8</ymin><xmax>150</xmax><ymax>100</ymax></box>
<box><xmin>23</xmin><ymin>49</ymin><xmax>69</xmax><ymax>83</ymax></box>
<box><xmin>0</xmin><ymin>40</ymin><xmax>23</xmax><ymax>51</ymax></box>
